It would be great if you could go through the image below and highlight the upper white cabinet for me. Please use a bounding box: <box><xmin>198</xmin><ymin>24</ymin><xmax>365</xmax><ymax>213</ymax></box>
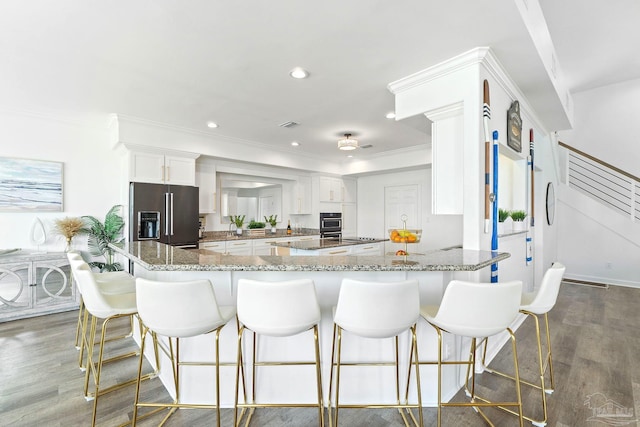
<box><xmin>319</xmin><ymin>176</ymin><xmax>356</xmax><ymax>203</ymax></box>
<box><xmin>129</xmin><ymin>151</ymin><xmax>196</xmax><ymax>186</ymax></box>
<box><xmin>292</xmin><ymin>176</ymin><xmax>312</xmax><ymax>214</ymax></box>
<box><xmin>196</xmin><ymin>163</ymin><xmax>217</xmax><ymax>214</ymax></box>
<box><xmin>342</xmin><ymin>178</ymin><xmax>357</xmax><ymax>203</ymax></box>
<box><xmin>319</xmin><ymin>177</ymin><xmax>343</xmax><ymax>202</ymax></box>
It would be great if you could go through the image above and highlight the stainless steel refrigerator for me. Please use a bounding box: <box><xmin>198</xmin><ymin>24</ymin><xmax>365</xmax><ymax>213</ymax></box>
<box><xmin>129</xmin><ymin>182</ymin><xmax>199</xmax><ymax>248</ymax></box>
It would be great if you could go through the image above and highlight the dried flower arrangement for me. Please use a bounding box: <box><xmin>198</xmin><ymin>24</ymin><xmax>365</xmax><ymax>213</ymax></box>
<box><xmin>54</xmin><ymin>216</ymin><xmax>85</xmax><ymax>251</ymax></box>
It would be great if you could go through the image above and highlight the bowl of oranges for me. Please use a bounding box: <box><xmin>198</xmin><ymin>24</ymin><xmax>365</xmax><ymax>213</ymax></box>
<box><xmin>388</xmin><ymin>229</ymin><xmax>421</xmax><ymax>243</ymax></box>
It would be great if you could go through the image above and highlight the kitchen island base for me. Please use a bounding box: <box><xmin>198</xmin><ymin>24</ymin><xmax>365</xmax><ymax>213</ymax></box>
<box><xmin>112</xmin><ymin>241</ymin><xmax>511</xmax><ymax>408</ymax></box>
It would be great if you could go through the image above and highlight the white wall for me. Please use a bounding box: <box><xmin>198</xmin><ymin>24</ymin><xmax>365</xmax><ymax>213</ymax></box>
<box><xmin>356</xmin><ymin>167</ymin><xmax>463</xmax><ymax>253</ymax></box>
<box><xmin>556</xmin><ymin>79</ymin><xmax>640</xmax><ymax>287</ymax></box>
<box><xmin>559</xmin><ymin>78</ymin><xmax>640</xmax><ymax>178</ymax></box>
<box><xmin>0</xmin><ymin>109</ymin><xmax>122</xmax><ymax>252</ymax></box>
<box><xmin>557</xmin><ymin>185</ymin><xmax>640</xmax><ymax>287</ymax></box>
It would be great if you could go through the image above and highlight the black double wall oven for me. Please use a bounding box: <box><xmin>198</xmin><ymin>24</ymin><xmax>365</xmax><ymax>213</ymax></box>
<box><xmin>320</xmin><ymin>212</ymin><xmax>342</xmax><ymax>239</ymax></box>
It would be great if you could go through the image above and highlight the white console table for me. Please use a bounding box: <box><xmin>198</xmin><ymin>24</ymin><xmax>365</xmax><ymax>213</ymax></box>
<box><xmin>0</xmin><ymin>250</ymin><xmax>78</xmax><ymax>322</ymax></box>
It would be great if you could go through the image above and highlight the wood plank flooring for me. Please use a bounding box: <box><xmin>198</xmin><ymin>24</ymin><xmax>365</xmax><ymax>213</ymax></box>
<box><xmin>1</xmin><ymin>282</ymin><xmax>639</xmax><ymax>426</ymax></box>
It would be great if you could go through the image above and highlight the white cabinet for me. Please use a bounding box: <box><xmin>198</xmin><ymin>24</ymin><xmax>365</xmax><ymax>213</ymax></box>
<box><xmin>199</xmin><ymin>241</ymin><xmax>225</xmax><ymax>251</ymax></box>
<box><xmin>318</xmin><ymin>246</ymin><xmax>352</xmax><ymax>256</ymax></box>
<box><xmin>341</xmin><ymin>203</ymin><xmax>357</xmax><ymax>238</ymax></box>
<box><xmin>199</xmin><ymin>239</ymin><xmax>251</xmax><ymax>255</ymax></box>
<box><xmin>129</xmin><ymin>151</ymin><xmax>196</xmax><ymax>186</ymax></box>
<box><xmin>0</xmin><ymin>253</ymin><xmax>76</xmax><ymax>322</ymax></box>
<box><xmin>292</xmin><ymin>176</ymin><xmax>312</xmax><ymax>214</ymax></box>
<box><xmin>224</xmin><ymin>240</ymin><xmax>253</xmax><ymax>255</ymax></box>
<box><xmin>196</xmin><ymin>163</ymin><xmax>217</xmax><ymax>214</ymax></box>
<box><xmin>351</xmin><ymin>242</ymin><xmax>383</xmax><ymax>256</ymax></box>
<box><xmin>253</xmin><ymin>237</ymin><xmax>290</xmax><ymax>255</ymax></box>
<box><xmin>342</xmin><ymin>178</ymin><xmax>357</xmax><ymax>203</ymax></box>
<box><xmin>319</xmin><ymin>177</ymin><xmax>344</xmax><ymax>202</ymax></box>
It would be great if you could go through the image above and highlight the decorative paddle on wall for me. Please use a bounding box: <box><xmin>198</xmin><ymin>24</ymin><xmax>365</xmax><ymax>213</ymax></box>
<box><xmin>527</xmin><ymin>128</ymin><xmax>534</xmax><ymax>266</ymax></box>
<box><xmin>491</xmin><ymin>130</ymin><xmax>499</xmax><ymax>283</ymax></box>
<box><xmin>483</xmin><ymin>79</ymin><xmax>491</xmax><ymax>234</ymax></box>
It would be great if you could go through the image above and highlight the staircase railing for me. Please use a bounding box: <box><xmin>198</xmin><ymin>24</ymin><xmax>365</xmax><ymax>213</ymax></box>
<box><xmin>559</xmin><ymin>141</ymin><xmax>639</xmax><ymax>222</ymax></box>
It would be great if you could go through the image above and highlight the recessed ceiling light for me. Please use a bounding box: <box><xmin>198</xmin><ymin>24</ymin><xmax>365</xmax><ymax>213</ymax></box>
<box><xmin>386</xmin><ymin>112</ymin><xmax>396</xmax><ymax>119</ymax></box>
<box><xmin>289</xmin><ymin>67</ymin><xmax>309</xmax><ymax>79</ymax></box>
<box><xmin>291</xmin><ymin>141</ymin><xmax>300</xmax><ymax>147</ymax></box>
<box><xmin>207</xmin><ymin>121</ymin><xmax>218</xmax><ymax>128</ymax></box>
<box><xmin>347</xmin><ymin>154</ymin><xmax>353</xmax><ymax>158</ymax></box>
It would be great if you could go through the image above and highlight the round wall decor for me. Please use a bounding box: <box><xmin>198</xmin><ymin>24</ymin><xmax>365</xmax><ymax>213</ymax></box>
<box><xmin>546</xmin><ymin>182</ymin><xmax>555</xmax><ymax>225</ymax></box>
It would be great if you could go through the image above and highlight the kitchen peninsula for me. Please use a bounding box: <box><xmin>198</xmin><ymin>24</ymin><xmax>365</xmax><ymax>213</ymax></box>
<box><xmin>111</xmin><ymin>240</ymin><xmax>509</xmax><ymax>408</ymax></box>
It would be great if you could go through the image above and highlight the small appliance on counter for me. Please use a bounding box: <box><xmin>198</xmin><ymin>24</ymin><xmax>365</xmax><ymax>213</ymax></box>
<box><xmin>129</xmin><ymin>182</ymin><xmax>200</xmax><ymax>249</ymax></box>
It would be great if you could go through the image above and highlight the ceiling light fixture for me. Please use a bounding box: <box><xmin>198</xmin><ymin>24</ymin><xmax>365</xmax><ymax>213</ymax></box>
<box><xmin>386</xmin><ymin>112</ymin><xmax>396</xmax><ymax>119</ymax></box>
<box><xmin>291</xmin><ymin>141</ymin><xmax>300</xmax><ymax>147</ymax></box>
<box><xmin>338</xmin><ymin>133</ymin><xmax>359</xmax><ymax>151</ymax></box>
<box><xmin>289</xmin><ymin>67</ymin><xmax>309</xmax><ymax>79</ymax></box>
<box><xmin>207</xmin><ymin>121</ymin><xmax>218</xmax><ymax>128</ymax></box>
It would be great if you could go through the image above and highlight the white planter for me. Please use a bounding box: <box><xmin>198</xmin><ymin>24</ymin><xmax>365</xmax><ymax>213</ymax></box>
<box><xmin>512</xmin><ymin>221</ymin><xmax>527</xmax><ymax>232</ymax></box>
<box><xmin>271</xmin><ymin>227</ymin><xmax>277</xmax><ymax>234</ymax></box>
<box><xmin>236</xmin><ymin>228</ymin><xmax>243</xmax><ymax>235</ymax></box>
<box><xmin>497</xmin><ymin>222</ymin><xmax>508</xmax><ymax>235</ymax></box>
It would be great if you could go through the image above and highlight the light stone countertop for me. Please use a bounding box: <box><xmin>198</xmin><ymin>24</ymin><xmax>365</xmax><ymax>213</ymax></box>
<box><xmin>0</xmin><ymin>249</ymin><xmax>68</xmax><ymax>263</ymax></box>
<box><xmin>111</xmin><ymin>241</ymin><xmax>510</xmax><ymax>272</ymax></box>
<box><xmin>199</xmin><ymin>229</ymin><xmax>319</xmax><ymax>242</ymax></box>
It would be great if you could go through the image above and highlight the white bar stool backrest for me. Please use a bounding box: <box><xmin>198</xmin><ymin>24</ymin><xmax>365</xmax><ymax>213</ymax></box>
<box><xmin>237</xmin><ymin>278</ymin><xmax>320</xmax><ymax>337</ymax></box>
<box><xmin>520</xmin><ymin>262</ymin><xmax>566</xmax><ymax>314</ymax></box>
<box><xmin>136</xmin><ymin>278</ymin><xmax>232</xmax><ymax>338</ymax></box>
<box><xmin>334</xmin><ymin>279</ymin><xmax>420</xmax><ymax>338</ymax></box>
<box><xmin>427</xmin><ymin>280</ymin><xmax>523</xmax><ymax>338</ymax></box>
<box><xmin>75</xmin><ymin>264</ymin><xmax>133</xmax><ymax>318</ymax></box>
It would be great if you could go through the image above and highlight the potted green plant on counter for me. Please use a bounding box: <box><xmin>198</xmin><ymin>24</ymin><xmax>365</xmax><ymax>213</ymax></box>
<box><xmin>264</xmin><ymin>214</ymin><xmax>278</xmax><ymax>233</ymax></box>
<box><xmin>510</xmin><ymin>210</ymin><xmax>527</xmax><ymax>232</ymax></box>
<box><xmin>81</xmin><ymin>205</ymin><xmax>125</xmax><ymax>272</ymax></box>
<box><xmin>230</xmin><ymin>215</ymin><xmax>246</xmax><ymax>235</ymax></box>
<box><xmin>498</xmin><ymin>208</ymin><xmax>510</xmax><ymax>235</ymax></box>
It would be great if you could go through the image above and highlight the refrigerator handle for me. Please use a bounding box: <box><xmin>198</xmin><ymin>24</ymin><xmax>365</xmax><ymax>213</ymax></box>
<box><xmin>170</xmin><ymin>192</ymin><xmax>174</xmax><ymax>236</ymax></box>
<box><xmin>165</xmin><ymin>193</ymin><xmax>170</xmax><ymax>236</ymax></box>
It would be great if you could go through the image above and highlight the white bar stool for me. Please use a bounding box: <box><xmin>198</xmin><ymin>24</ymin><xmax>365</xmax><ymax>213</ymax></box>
<box><xmin>67</xmin><ymin>253</ymin><xmax>136</xmax><ymax>371</ymax></box>
<box><xmin>329</xmin><ymin>278</ymin><xmax>423</xmax><ymax>427</ymax></box>
<box><xmin>132</xmin><ymin>278</ymin><xmax>236</xmax><ymax>427</ymax></box>
<box><xmin>418</xmin><ymin>280</ymin><xmax>524</xmax><ymax>427</ymax></box>
<box><xmin>73</xmin><ymin>263</ymin><xmax>157</xmax><ymax>427</ymax></box>
<box><xmin>234</xmin><ymin>278</ymin><xmax>323</xmax><ymax>427</ymax></box>
<box><xmin>482</xmin><ymin>262</ymin><xmax>566</xmax><ymax>426</ymax></box>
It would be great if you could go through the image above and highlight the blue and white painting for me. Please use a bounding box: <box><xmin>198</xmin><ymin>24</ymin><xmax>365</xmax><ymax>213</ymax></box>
<box><xmin>0</xmin><ymin>157</ymin><xmax>63</xmax><ymax>211</ymax></box>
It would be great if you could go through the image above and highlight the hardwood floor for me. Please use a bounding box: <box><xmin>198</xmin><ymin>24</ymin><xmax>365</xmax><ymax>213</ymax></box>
<box><xmin>1</xmin><ymin>282</ymin><xmax>638</xmax><ymax>426</ymax></box>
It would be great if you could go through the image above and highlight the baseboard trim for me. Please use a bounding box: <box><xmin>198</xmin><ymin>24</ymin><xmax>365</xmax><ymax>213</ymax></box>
<box><xmin>562</xmin><ymin>278</ymin><xmax>609</xmax><ymax>289</ymax></box>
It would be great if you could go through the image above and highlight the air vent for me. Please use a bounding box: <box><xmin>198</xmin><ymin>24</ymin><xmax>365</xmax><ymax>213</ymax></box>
<box><xmin>279</xmin><ymin>121</ymin><xmax>299</xmax><ymax>128</ymax></box>
<box><xmin>360</xmin><ymin>144</ymin><xmax>373</xmax><ymax>149</ymax></box>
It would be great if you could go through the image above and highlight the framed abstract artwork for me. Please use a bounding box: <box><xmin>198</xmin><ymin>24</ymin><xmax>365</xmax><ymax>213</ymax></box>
<box><xmin>0</xmin><ymin>157</ymin><xmax>63</xmax><ymax>212</ymax></box>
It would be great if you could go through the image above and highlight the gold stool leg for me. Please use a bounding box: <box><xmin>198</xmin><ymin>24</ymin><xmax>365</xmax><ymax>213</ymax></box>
<box><xmin>313</xmin><ymin>325</ymin><xmax>325</xmax><ymax>427</ymax></box>
<box><xmin>481</xmin><ymin>312</ymin><xmax>553</xmax><ymax>426</ymax></box>
<box><xmin>327</xmin><ymin>323</ymin><xmax>338</xmax><ymax>427</ymax></box>
<box><xmin>75</xmin><ymin>297</ymin><xmax>84</xmax><ymax>349</ymax></box>
<box><xmin>543</xmin><ymin>313</ymin><xmax>555</xmax><ymax>393</ymax></box>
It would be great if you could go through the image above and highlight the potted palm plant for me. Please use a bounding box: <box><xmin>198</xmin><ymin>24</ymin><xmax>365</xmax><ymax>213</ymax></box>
<box><xmin>81</xmin><ymin>205</ymin><xmax>125</xmax><ymax>272</ymax></box>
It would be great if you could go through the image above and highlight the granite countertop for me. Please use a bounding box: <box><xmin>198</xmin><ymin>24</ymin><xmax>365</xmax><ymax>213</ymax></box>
<box><xmin>273</xmin><ymin>238</ymin><xmax>388</xmax><ymax>251</ymax></box>
<box><xmin>199</xmin><ymin>229</ymin><xmax>320</xmax><ymax>242</ymax></box>
<box><xmin>111</xmin><ymin>241</ymin><xmax>510</xmax><ymax>272</ymax></box>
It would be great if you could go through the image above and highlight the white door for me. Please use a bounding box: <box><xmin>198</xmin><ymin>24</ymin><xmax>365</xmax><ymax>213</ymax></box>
<box><xmin>385</xmin><ymin>185</ymin><xmax>420</xmax><ymax>230</ymax></box>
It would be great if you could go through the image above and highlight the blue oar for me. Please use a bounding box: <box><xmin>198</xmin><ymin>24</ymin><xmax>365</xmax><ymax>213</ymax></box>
<box><xmin>491</xmin><ymin>130</ymin><xmax>499</xmax><ymax>283</ymax></box>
